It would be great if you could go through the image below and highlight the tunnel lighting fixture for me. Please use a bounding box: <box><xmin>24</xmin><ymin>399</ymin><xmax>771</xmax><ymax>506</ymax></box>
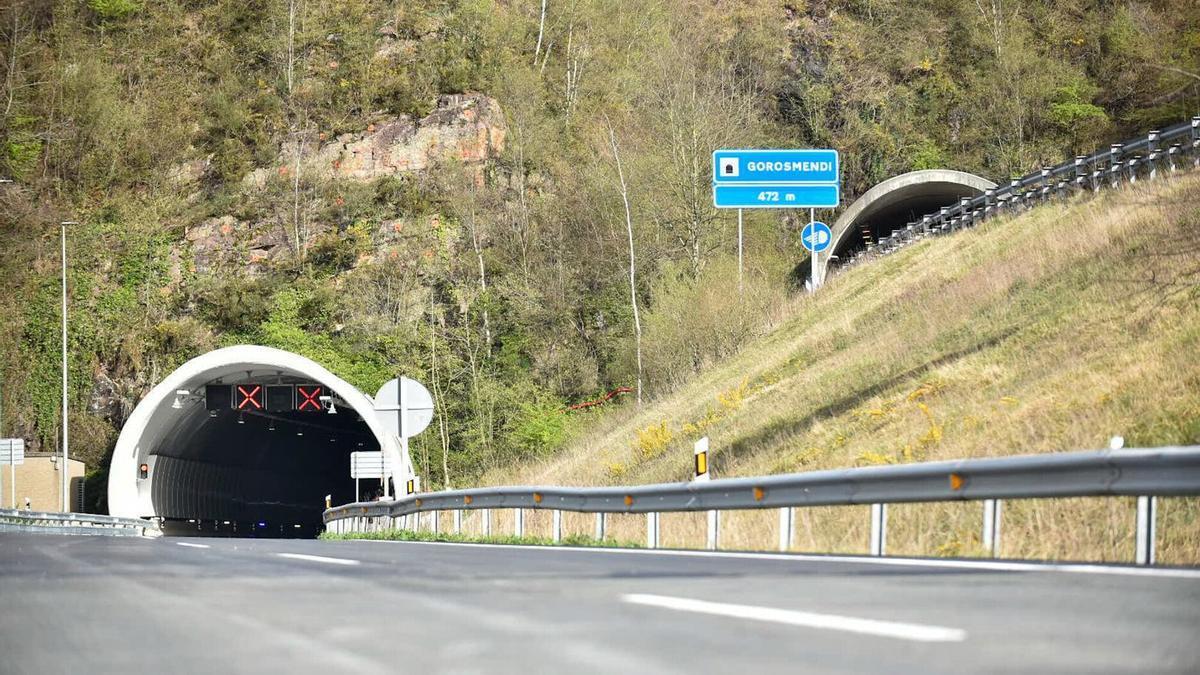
<box><xmin>258</xmin><ymin>522</ymin><xmax>266</xmax><ymax>528</ymax></box>
<box><xmin>268</xmin><ymin>420</ymin><xmax>276</xmax><ymax>432</ymax></box>
<box><xmin>208</xmin><ymin>410</ymin><xmax>218</xmax><ymax>418</ymax></box>
<box><xmin>237</xmin><ymin>412</ymin><xmax>245</xmax><ymax>424</ymax></box>
<box><xmin>293</xmin><ymin>524</ymin><xmax>301</xmax><ymax>528</ymax></box>
<box><xmin>296</xmin><ymin>429</ymin><xmax>304</xmax><ymax>436</ymax></box>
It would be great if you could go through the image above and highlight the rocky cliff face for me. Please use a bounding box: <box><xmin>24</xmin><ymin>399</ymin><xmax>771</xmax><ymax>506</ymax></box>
<box><xmin>244</xmin><ymin>93</ymin><xmax>506</xmax><ymax>188</ymax></box>
<box><xmin>187</xmin><ymin>93</ymin><xmax>506</xmax><ymax>275</ymax></box>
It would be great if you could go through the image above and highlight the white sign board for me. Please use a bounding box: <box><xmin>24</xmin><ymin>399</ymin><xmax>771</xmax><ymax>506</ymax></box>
<box><xmin>0</xmin><ymin>439</ymin><xmax>25</xmax><ymax>465</ymax></box>
<box><xmin>374</xmin><ymin>377</ymin><xmax>434</xmax><ymax>440</ymax></box>
<box><xmin>350</xmin><ymin>451</ymin><xmax>391</xmax><ymax>479</ymax></box>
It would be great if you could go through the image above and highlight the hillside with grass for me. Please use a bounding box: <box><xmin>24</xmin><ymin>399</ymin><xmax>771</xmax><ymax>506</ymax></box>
<box><xmin>482</xmin><ymin>173</ymin><xmax>1200</xmax><ymax>564</ymax></box>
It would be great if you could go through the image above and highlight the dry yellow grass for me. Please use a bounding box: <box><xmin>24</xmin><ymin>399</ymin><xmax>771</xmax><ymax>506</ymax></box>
<box><xmin>480</xmin><ymin>172</ymin><xmax>1200</xmax><ymax>564</ymax></box>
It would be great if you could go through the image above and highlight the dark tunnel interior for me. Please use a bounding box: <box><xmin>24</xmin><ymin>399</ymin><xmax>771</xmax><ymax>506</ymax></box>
<box><xmin>151</xmin><ymin>380</ymin><xmax>381</xmax><ymax>538</ymax></box>
<box><xmin>833</xmin><ymin>183</ymin><xmax>988</xmax><ymax>261</ymax></box>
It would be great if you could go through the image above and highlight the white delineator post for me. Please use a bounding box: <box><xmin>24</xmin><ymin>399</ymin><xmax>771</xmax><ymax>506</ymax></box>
<box><xmin>694</xmin><ymin>437</ymin><xmax>718</xmax><ymax>550</ymax></box>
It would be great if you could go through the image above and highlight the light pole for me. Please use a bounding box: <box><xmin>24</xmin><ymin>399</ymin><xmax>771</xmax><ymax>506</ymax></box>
<box><xmin>1</xmin><ymin>179</ymin><xmax>11</xmax><ymax>506</ymax></box>
<box><xmin>60</xmin><ymin>220</ymin><xmax>78</xmax><ymax>512</ymax></box>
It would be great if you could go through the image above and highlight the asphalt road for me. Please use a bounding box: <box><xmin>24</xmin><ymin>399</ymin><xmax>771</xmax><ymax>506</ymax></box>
<box><xmin>1</xmin><ymin>533</ymin><xmax>1198</xmax><ymax>674</ymax></box>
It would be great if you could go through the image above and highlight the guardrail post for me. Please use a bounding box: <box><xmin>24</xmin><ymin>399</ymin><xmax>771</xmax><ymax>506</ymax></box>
<box><xmin>869</xmin><ymin>503</ymin><xmax>887</xmax><ymax>556</ymax></box>
<box><xmin>1008</xmin><ymin>179</ymin><xmax>1021</xmax><ymax>210</ymax></box>
<box><xmin>1073</xmin><ymin>156</ymin><xmax>1086</xmax><ymax>190</ymax></box>
<box><xmin>1192</xmin><ymin>117</ymin><xmax>1200</xmax><ymax>168</ymax></box>
<box><xmin>982</xmin><ymin>499</ymin><xmax>1001</xmax><ymax>557</ymax></box>
<box><xmin>983</xmin><ymin>189</ymin><xmax>994</xmax><ymax>219</ymax></box>
<box><xmin>595</xmin><ymin>512</ymin><xmax>606</xmax><ymax>540</ymax></box>
<box><xmin>552</xmin><ymin>509</ymin><xmax>562</xmax><ymax>543</ymax></box>
<box><xmin>1135</xmin><ymin>496</ymin><xmax>1156</xmax><ymax>565</ymax></box>
<box><xmin>646</xmin><ymin>512</ymin><xmax>659</xmax><ymax>549</ymax></box>
<box><xmin>454</xmin><ymin>509</ymin><xmax>462</xmax><ymax>535</ymax></box>
<box><xmin>514</xmin><ymin>508</ymin><xmax>524</xmax><ymax>537</ymax></box>
<box><xmin>482</xmin><ymin>508</ymin><xmax>491</xmax><ymax>537</ymax></box>
<box><xmin>1109</xmin><ymin>144</ymin><xmax>1122</xmax><ymax>188</ymax></box>
<box><xmin>1147</xmin><ymin>130</ymin><xmax>1160</xmax><ymax>180</ymax></box>
<box><xmin>778</xmin><ymin>507</ymin><xmax>794</xmax><ymax>552</ymax></box>
<box><xmin>1040</xmin><ymin>167</ymin><xmax>1051</xmax><ymax>200</ymax></box>
<box><xmin>707</xmin><ymin>510</ymin><xmax>719</xmax><ymax>550</ymax></box>
<box><xmin>432</xmin><ymin>510</ymin><xmax>440</xmax><ymax>534</ymax></box>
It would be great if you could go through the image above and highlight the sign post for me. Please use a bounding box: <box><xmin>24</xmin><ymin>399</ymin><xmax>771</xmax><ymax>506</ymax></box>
<box><xmin>1</xmin><ymin>438</ymin><xmax>25</xmax><ymax>509</ymax></box>
<box><xmin>713</xmin><ymin>148</ymin><xmax>840</xmax><ymax>291</ymax></box>
<box><xmin>801</xmin><ymin>215</ymin><xmax>832</xmax><ymax>291</ymax></box>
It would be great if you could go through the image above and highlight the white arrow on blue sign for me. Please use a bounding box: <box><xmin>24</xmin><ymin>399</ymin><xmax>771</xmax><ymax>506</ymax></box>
<box><xmin>801</xmin><ymin>222</ymin><xmax>832</xmax><ymax>253</ymax></box>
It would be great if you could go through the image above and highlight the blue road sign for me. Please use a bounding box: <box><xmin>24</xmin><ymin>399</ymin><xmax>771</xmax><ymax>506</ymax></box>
<box><xmin>713</xmin><ymin>184</ymin><xmax>840</xmax><ymax>209</ymax></box>
<box><xmin>801</xmin><ymin>222</ymin><xmax>832</xmax><ymax>253</ymax></box>
<box><xmin>713</xmin><ymin>149</ymin><xmax>839</xmax><ymax>185</ymax></box>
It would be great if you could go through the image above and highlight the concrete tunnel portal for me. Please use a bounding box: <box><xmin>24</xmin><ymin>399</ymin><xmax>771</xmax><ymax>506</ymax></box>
<box><xmin>108</xmin><ymin>346</ymin><xmax>409</xmax><ymax>537</ymax></box>
<box><xmin>821</xmin><ymin>169</ymin><xmax>998</xmax><ymax>278</ymax></box>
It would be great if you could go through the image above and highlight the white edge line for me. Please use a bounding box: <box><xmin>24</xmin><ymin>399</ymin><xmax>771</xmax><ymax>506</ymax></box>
<box><xmin>348</xmin><ymin>539</ymin><xmax>1200</xmax><ymax>579</ymax></box>
<box><xmin>622</xmin><ymin>593</ymin><xmax>966</xmax><ymax>643</ymax></box>
<box><xmin>277</xmin><ymin>552</ymin><xmax>360</xmax><ymax>566</ymax></box>
<box><xmin>175</xmin><ymin>541</ymin><xmax>210</xmax><ymax>549</ymax></box>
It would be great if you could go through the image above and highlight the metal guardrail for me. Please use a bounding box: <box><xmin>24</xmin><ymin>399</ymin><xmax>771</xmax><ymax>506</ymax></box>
<box><xmin>0</xmin><ymin>508</ymin><xmax>161</xmax><ymax>537</ymax></box>
<box><xmin>842</xmin><ymin>116</ymin><xmax>1200</xmax><ymax>263</ymax></box>
<box><xmin>325</xmin><ymin>446</ymin><xmax>1200</xmax><ymax>565</ymax></box>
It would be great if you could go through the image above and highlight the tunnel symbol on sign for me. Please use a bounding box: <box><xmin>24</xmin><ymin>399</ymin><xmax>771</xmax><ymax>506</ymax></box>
<box><xmin>721</xmin><ymin>158</ymin><xmax>739</xmax><ymax>177</ymax></box>
<box><xmin>297</xmin><ymin>386</ymin><xmax>323</xmax><ymax>412</ymax></box>
<box><xmin>236</xmin><ymin>385</ymin><xmax>263</xmax><ymax>410</ymax></box>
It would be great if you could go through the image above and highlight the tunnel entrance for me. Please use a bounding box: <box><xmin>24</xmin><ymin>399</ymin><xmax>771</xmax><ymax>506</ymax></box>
<box><xmin>152</xmin><ymin>377</ymin><xmax>379</xmax><ymax>537</ymax></box>
<box><xmin>108</xmin><ymin>346</ymin><xmax>408</xmax><ymax>538</ymax></box>
<box><xmin>823</xmin><ymin>170</ymin><xmax>998</xmax><ymax>278</ymax></box>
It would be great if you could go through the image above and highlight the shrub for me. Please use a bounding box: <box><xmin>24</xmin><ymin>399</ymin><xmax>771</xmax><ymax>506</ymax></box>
<box><xmin>88</xmin><ymin>0</ymin><xmax>142</xmax><ymax>21</ymax></box>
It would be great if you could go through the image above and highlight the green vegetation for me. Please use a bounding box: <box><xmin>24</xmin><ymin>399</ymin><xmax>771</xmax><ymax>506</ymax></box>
<box><xmin>319</xmin><ymin>527</ymin><xmax>641</xmax><ymax>548</ymax></box>
<box><xmin>0</xmin><ymin>0</ymin><xmax>1197</xmax><ymax>517</ymax></box>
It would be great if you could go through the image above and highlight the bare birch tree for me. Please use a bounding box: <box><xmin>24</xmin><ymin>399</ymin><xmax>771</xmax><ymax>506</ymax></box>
<box><xmin>607</xmin><ymin>122</ymin><xmax>642</xmax><ymax>405</ymax></box>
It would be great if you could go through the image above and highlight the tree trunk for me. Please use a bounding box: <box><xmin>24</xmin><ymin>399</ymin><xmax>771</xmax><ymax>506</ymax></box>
<box><xmin>607</xmin><ymin>123</ymin><xmax>643</xmax><ymax>406</ymax></box>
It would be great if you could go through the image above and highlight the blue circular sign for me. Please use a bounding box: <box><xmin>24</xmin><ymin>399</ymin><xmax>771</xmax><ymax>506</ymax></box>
<box><xmin>801</xmin><ymin>221</ymin><xmax>832</xmax><ymax>253</ymax></box>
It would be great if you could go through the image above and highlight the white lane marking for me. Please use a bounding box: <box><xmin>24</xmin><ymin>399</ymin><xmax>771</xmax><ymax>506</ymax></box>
<box><xmin>623</xmin><ymin>593</ymin><xmax>966</xmax><ymax>643</ymax></box>
<box><xmin>358</xmin><ymin>539</ymin><xmax>1200</xmax><ymax>580</ymax></box>
<box><xmin>277</xmin><ymin>552</ymin><xmax>360</xmax><ymax>566</ymax></box>
<box><xmin>175</xmin><ymin>542</ymin><xmax>210</xmax><ymax>549</ymax></box>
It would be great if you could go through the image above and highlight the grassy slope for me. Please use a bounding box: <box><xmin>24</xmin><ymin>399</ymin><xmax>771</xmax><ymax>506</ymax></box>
<box><xmin>481</xmin><ymin>173</ymin><xmax>1200</xmax><ymax>563</ymax></box>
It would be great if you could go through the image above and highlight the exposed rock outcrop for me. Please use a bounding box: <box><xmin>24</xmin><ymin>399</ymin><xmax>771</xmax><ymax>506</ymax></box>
<box><xmin>245</xmin><ymin>93</ymin><xmax>506</xmax><ymax>188</ymax></box>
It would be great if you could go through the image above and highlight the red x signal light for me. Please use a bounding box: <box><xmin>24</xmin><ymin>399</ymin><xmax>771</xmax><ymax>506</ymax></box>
<box><xmin>297</xmin><ymin>385</ymin><xmax>323</xmax><ymax>412</ymax></box>
<box><xmin>236</xmin><ymin>385</ymin><xmax>263</xmax><ymax>410</ymax></box>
